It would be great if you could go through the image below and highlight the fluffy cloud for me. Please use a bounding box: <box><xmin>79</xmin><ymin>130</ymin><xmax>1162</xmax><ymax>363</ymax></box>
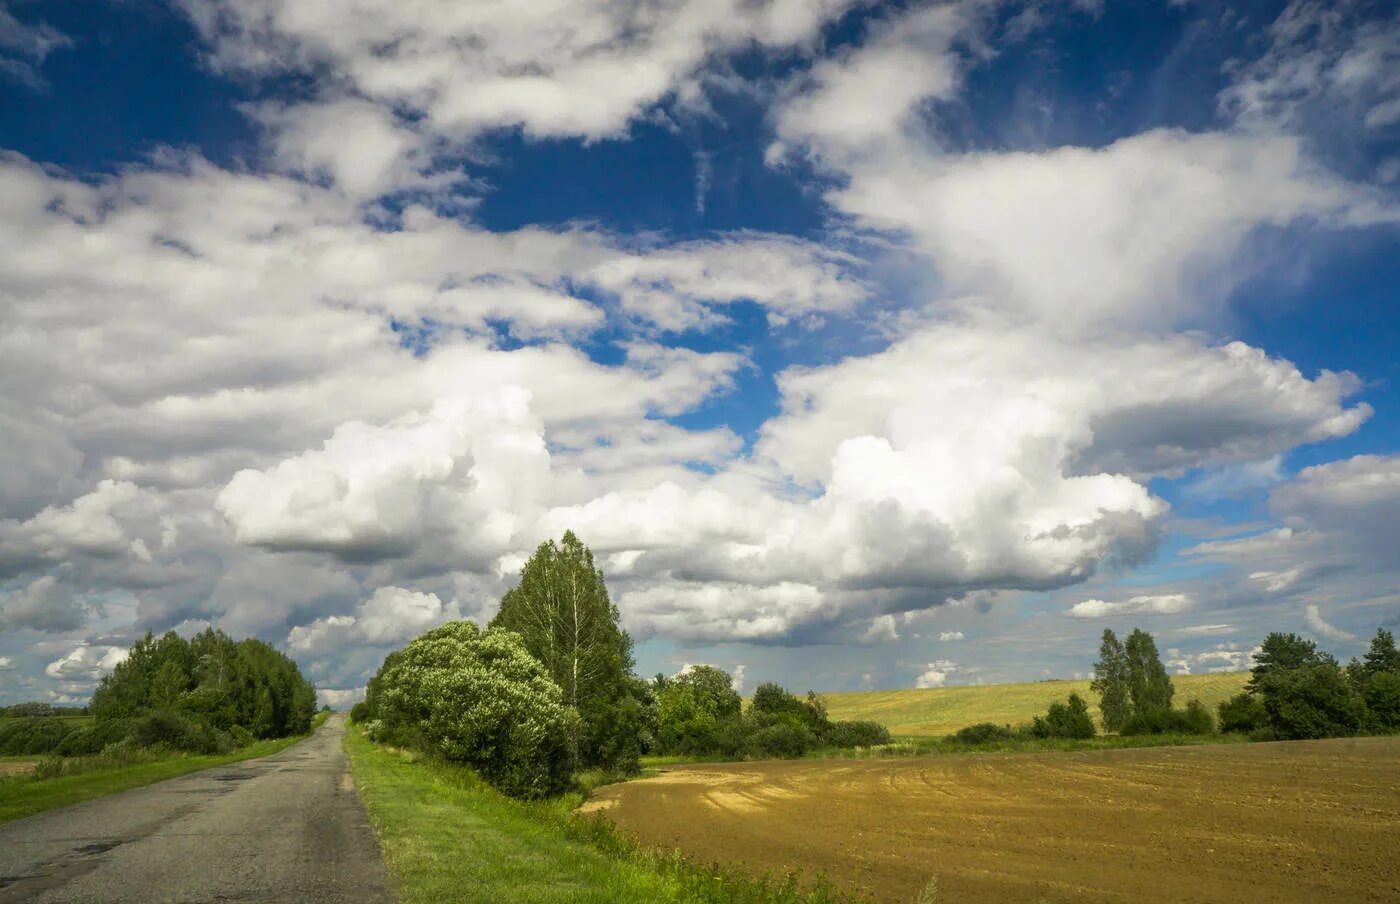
<box><xmin>937</xmin><ymin>631</ymin><xmax>965</xmax><ymax>642</ymax></box>
<box><xmin>774</xmin><ymin>3</ymin><xmax>1396</xmax><ymax>335</ymax></box>
<box><xmin>0</xmin><ymin>657</ymin><xmax>15</xmax><ymax>670</ymax></box>
<box><xmin>288</xmin><ymin>587</ymin><xmax>458</xmax><ymax>655</ymax></box>
<box><xmin>915</xmin><ymin>659</ymin><xmax>961</xmax><ymax>689</ymax></box>
<box><xmin>1164</xmin><ymin>644</ymin><xmax>1259</xmax><ymax>676</ymax></box>
<box><xmin>44</xmin><ymin>645</ymin><xmax>128</xmax><ymax>682</ymax></box>
<box><xmin>1067</xmin><ymin>594</ymin><xmax>1195</xmax><ymax>619</ymax></box>
<box><xmin>176</xmin><ymin>0</ymin><xmax>858</xmax><ymax>193</ymax></box>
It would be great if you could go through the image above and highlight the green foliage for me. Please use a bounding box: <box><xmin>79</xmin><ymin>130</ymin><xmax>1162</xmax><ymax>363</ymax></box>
<box><xmin>821</xmin><ymin>721</ymin><xmax>891</xmax><ymax>748</ymax></box>
<box><xmin>1217</xmin><ymin>692</ymin><xmax>1269</xmax><ymax>734</ymax></box>
<box><xmin>951</xmin><ymin>722</ymin><xmax>1019</xmax><ymax>745</ymax></box>
<box><xmin>91</xmin><ymin>628</ymin><xmax>316</xmax><ymax>743</ymax></box>
<box><xmin>0</xmin><ymin>717</ymin><xmax>87</xmax><ymax>755</ymax></box>
<box><xmin>1247</xmin><ymin>633</ymin><xmax>1320</xmax><ymax>693</ymax></box>
<box><xmin>1255</xmin><ymin>658</ymin><xmax>1366</xmax><ymax>740</ymax></box>
<box><xmin>1029</xmin><ymin>693</ymin><xmax>1096</xmax><ymax>739</ymax></box>
<box><xmin>1361</xmin><ymin>671</ymin><xmax>1400</xmax><ymax>730</ymax></box>
<box><xmin>491</xmin><ymin>531</ymin><xmax>641</xmax><ymax>772</ymax></box>
<box><xmin>1120</xmin><ymin>699</ymin><xmax>1214</xmax><ymax>736</ymax></box>
<box><xmin>1361</xmin><ymin>628</ymin><xmax>1400</xmax><ymax>676</ymax></box>
<box><xmin>1090</xmin><ymin>629</ymin><xmax>1131</xmax><ymax>733</ymax></box>
<box><xmin>1124</xmin><ymin>629</ymin><xmax>1174</xmax><ymax>714</ymax></box>
<box><xmin>362</xmin><ymin>620</ymin><xmax>576</xmax><ymax>799</ymax></box>
<box><xmin>655</xmin><ymin>666</ymin><xmax>743</xmax><ymax>756</ymax></box>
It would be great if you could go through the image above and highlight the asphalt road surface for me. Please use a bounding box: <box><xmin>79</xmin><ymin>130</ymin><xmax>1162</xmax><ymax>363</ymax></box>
<box><xmin>0</xmin><ymin>714</ymin><xmax>394</xmax><ymax>903</ymax></box>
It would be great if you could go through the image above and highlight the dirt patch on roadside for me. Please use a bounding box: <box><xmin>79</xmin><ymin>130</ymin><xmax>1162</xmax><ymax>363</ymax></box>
<box><xmin>0</xmin><ymin>760</ymin><xmax>39</xmax><ymax>777</ymax></box>
<box><xmin>591</xmin><ymin>736</ymin><xmax>1400</xmax><ymax>903</ymax></box>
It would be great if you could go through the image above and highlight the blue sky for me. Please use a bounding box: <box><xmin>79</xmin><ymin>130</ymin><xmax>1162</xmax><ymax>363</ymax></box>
<box><xmin>1</xmin><ymin>0</ymin><xmax>1397</xmax><ymax>705</ymax></box>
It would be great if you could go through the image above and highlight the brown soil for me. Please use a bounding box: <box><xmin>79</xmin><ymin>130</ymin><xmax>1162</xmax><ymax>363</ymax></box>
<box><xmin>588</xmin><ymin>737</ymin><xmax>1400</xmax><ymax>903</ymax></box>
<box><xmin>0</xmin><ymin>760</ymin><xmax>38</xmax><ymax>776</ymax></box>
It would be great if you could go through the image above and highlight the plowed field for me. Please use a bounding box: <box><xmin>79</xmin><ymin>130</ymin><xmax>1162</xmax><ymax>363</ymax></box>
<box><xmin>586</xmin><ymin>736</ymin><xmax>1400</xmax><ymax>903</ymax></box>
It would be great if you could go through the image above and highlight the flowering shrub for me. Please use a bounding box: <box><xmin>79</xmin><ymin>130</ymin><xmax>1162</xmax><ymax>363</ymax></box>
<box><xmin>363</xmin><ymin>621</ymin><xmax>576</xmax><ymax>798</ymax></box>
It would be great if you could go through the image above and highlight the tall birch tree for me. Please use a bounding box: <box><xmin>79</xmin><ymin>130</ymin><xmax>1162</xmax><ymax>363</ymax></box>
<box><xmin>491</xmin><ymin>530</ymin><xmax>640</xmax><ymax>769</ymax></box>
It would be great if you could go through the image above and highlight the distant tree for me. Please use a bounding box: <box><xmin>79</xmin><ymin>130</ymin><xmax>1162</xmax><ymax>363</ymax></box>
<box><xmin>1090</xmin><ymin>629</ymin><xmax>1131</xmax><ymax>732</ymax></box>
<box><xmin>1217</xmin><ymin>692</ymin><xmax>1269</xmax><ymax>734</ymax></box>
<box><xmin>1124</xmin><ymin>629</ymin><xmax>1174</xmax><ymax>714</ymax></box>
<box><xmin>655</xmin><ymin>665</ymin><xmax>742</xmax><ymax>755</ymax></box>
<box><xmin>1030</xmin><ymin>693</ymin><xmax>1096</xmax><ymax>739</ymax></box>
<box><xmin>491</xmin><ymin>531</ymin><xmax>640</xmax><ymax>770</ymax></box>
<box><xmin>1361</xmin><ymin>628</ymin><xmax>1400</xmax><ymax>679</ymax></box>
<box><xmin>1247</xmin><ymin>633</ymin><xmax>1320</xmax><ymax>693</ymax></box>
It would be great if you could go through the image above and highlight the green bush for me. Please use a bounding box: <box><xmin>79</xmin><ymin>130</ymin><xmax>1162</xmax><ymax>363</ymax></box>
<box><xmin>745</xmin><ymin>720</ymin><xmax>817</xmax><ymax>758</ymax></box>
<box><xmin>1030</xmin><ymin>693</ymin><xmax>1096</xmax><ymax>739</ymax></box>
<box><xmin>824</xmin><ymin>720</ymin><xmax>892</xmax><ymax>747</ymax></box>
<box><xmin>0</xmin><ymin>717</ymin><xmax>84</xmax><ymax>755</ymax></box>
<box><xmin>1218</xmin><ymin>692</ymin><xmax>1269</xmax><ymax>734</ymax></box>
<box><xmin>348</xmin><ymin>701</ymin><xmax>371</xmax><ymax>724</ymax></box>
<box><xmin>363</xmin><ymin>621</ymin><xmax>576</xmax><ymax>799</ymax></box>
<box><xmin>1120</xmin><ymin>701</ymin><xmax>1215</xmax><ymax>736</ymax></box>
<box><xmin>129</xmin><ymin>709</ymin><xmax>236</xmax><ymax>754</ymax></box>
<box><xmin>952</xmin><ymin>722</ymin><xmax>1019</xmax><ymax>745</ymax></box>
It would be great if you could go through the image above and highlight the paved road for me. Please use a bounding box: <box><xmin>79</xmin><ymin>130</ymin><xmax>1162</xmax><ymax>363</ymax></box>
<box><xmin>0</xmin><ymin>714</ymin><xmax>395</xmax><ymax>903</ymax></box>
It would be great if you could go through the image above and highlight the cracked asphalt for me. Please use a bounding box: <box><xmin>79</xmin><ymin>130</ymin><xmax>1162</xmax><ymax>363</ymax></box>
<box><xmin>0</xmin><ymin>714</ymin><xmax>394</xmax><ymax>903</ymax></box>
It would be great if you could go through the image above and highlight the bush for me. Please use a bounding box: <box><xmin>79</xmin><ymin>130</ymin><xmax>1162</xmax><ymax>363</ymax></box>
<box><xmin>363</xmin><ymin>621</ymin><xmax>576</xmax><ymax>799</ymax></box>
<box><xmin>824</xmin><ymin>720</ymin><xmax>892</xmax><ymax>748</ymax></box>
<box><xmin>348</xmin><ymin>702</ymin><xmax>371</xmax><ymax>724</ymax></box>
<box><xmin>745</xmin><ymin>721</ymin><xmax>817</xmax><ymax>758</ymax></box>
<box><xmin>1030</xmin><ymin>693</ymin><xmax>1096</xmax><ymax>739</ymax></box>
<box><xmin>1218</xmin><ymin>692</ymin><xmax>1269</xmax><ymax>734</ymax></box>
<box><xmin>1120</xmin><ymin>700</ymin><xmax>1215</xmax><ymax>736</ymax></box>
<box><xmin>129</xmin><ymin>709</ymin><xmax>236</xmax><ymax>754</ymax></box>
<box><xmin>0</xmin><ymin>717</ymin><xmax>84</xmax><ymax>755</ymax></box>
<box><xmin>952</xmin><ymin>722</ymin><xmax>1019</xmax><ymax>745</ymax></box>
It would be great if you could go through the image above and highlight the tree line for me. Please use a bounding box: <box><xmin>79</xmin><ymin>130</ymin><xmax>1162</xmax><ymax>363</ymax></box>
<box><xmin>353</xmin><ymin>531</ymin><xmax>891</xmax><ymax>798</ymax></box>
<box><xmin>951</xmin><ymin>625</ymin><xmax>1400</xmax><ymax>747</ymax></box>
<box><xmin>0</xmin><ymin>628</ymin><xmax>319</xmax><ymax>757</ymax></box>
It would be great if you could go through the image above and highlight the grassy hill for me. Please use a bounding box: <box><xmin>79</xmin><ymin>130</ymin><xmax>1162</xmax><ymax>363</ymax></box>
<box><xmin>822</xmin><ymin>672</ymin><xmax>1250</xmax><ymax>737</ymax></box>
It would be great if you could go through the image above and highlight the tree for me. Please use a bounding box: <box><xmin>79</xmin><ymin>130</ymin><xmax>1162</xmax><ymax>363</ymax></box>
<box><xmin>1361</xmin><ymin>628</ymin><xmax>1400</xmax><ymax>679</ymax></box>
<box><xmin>1030</xmin><ymin>693</ymin><xmax>1096</xmax><ymax>739</ymax></box>
<box><xmin>1124</xmin><ymin>629</ymin><xmax>1173</xmax><ymax>714</ymax></box>
<box><xmin>1362</xmin><ymin>671</ymin><xmax>1400</xmax><ymax>730</ymax></box>
<box><xmin>490</xmin><ymin>531</ymin><xmax>640</xmax><ymax>770</ymax></box>
<box><xmin>1090</xmin><ymin>629</ymin><xmax>1131</xmax><ymax>732</ymax></box>
<box><xmin>1255</xmin><ymin>656</ymin><xmax>1366</xmax><ymax>740</ymax></box>
<box><xmin>1248</xmin><ymin>633</ymin><xmax>1320</xmax><ymax>693</ymax></box>
<box><xmin>655</xmin><ymin>665</ymin><xmax>742</xmax><ymax>755</ymax></box>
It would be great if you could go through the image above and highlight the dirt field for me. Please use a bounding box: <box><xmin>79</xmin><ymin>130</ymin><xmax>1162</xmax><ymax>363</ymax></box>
<box><xmin>587</xmin><ymin>736</ymin><xmax>1400</xmax><ymax>903</ymax></box>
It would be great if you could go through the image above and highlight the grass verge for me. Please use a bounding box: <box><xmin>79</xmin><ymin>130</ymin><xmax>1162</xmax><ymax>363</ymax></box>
<box><xmin>0</xmin><ymin>717</ymin><xmax>328</xmax><ymax>823</ymax></box>
<box><xmin>344</xmin><ymin>725</ymin><xmax>870</xmax><ymax>904</ymax></box>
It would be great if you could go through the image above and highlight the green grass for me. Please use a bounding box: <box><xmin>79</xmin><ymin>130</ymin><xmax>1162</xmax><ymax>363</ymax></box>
<box><xmin>0</xmin><ymin>732</ymin><xmax>313</xmax><ymax>824</ymax></box>
<box><xmin>821</xmin><ymin>672</ymin><xmax>1250</xmax><ymax>737</ymax></box>
<box><xmin>344</xmin><ymin>726</ymin><xmax>869</xmax><ymax>904</ymax></box>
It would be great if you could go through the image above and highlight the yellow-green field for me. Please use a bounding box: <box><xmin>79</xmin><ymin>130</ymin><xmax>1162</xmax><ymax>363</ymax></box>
<box><xmin>822</xmin><ymin>672</ymin><xmax>1250</xmax><ymax>737</ymax></box>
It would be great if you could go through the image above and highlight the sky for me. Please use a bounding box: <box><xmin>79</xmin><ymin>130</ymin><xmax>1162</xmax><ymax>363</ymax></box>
<box><xmin>1</xmin><ymin>0</ymin><xmax>1398</xmax><ymax>707</ymax></box>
